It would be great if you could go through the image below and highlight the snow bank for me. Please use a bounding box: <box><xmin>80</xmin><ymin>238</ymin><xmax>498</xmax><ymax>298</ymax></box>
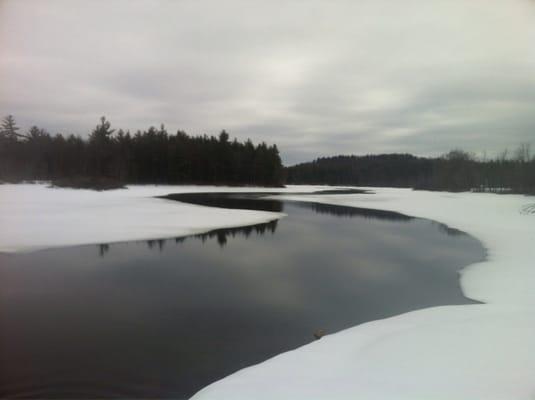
<box><xmin>192</xmin><ymin>188</ymin><xmax>535</xmax><ymax>400</ymax></box>
<box><xmin>2</xmin><ymin>184</ymin><xmax>534</xmax><ymax>399</ymax></box>
<box><xmin>0</xmin><ymin>183</ymin><xmax>327</xmax><ymax>253</ymax></box>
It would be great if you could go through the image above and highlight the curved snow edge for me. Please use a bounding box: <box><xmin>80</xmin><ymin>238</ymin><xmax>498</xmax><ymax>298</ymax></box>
<box><xmin>1</xmin><ymin>183</ymin><xmax>332</xmax><ymax>253</ymax></box>
<box><xmin>191</xmin><ymin>187</ymin><xmax>535</xmax><ymax>400</ymax></box>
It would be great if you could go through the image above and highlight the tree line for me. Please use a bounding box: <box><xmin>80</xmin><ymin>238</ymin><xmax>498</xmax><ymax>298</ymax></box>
<box><xmin>0</xmin><ymin>115</ymin><xmax>284</xmax><ymax>188</ymax></box>
<box><xmin>2</xmin><ymin>114</ymin><xmax>533</xmax><ymax>193</ymax></box>
<box><xmin>286</xmin><ymin>148</ymin><xmax>535</xmax><ymax>194</ymax></box>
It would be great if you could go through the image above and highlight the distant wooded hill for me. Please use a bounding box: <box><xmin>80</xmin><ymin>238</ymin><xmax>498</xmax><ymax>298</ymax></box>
<box><xmin>286</xmin><ymin>154</ymin><xmax>432</xmax><ymax>187</ymax></box>
<box><xmin>0</xmin><ymin>115</ymin><xmax>284</xmax><ymax>188</ymax></box>
<box><xmin>286</xmin><ymin>150</ymin><xmax>535</xmax><ymax>194</ymax></box>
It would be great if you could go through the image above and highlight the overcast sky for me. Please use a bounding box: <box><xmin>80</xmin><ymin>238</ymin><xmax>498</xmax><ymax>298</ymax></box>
<box><xmin>1</xmin><ymin>0</ymin><xmax>534</xmax><ymax>164</ymax></box>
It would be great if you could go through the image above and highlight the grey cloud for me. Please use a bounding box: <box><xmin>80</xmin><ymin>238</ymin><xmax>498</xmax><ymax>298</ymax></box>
<box><xmin>1</xmin><ymin>0</ymin><xmax>534</xmax><ymax>164</ymax></box>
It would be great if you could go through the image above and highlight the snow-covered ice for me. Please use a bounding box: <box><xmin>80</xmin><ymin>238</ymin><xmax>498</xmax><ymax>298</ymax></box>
<box><xmin>192</xmin><ymin>188</ymin><xmax>535</xmax><ymax>400</ymax></box>
<box><xmin>0</xmin><ymin>183</ymin><xmax>328</xmax><ymax>253</ymax></box>
<box><xmin>1</xmin><ymin>184</ymin><xmax>534</xmax><ymax>399</ymax></box>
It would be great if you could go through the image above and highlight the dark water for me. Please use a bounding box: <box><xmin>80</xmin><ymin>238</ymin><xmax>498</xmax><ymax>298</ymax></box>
<box><xmin>0</xmin><ymin>194</ymin><xmax>485</xmax><ymax>399</ymax></box>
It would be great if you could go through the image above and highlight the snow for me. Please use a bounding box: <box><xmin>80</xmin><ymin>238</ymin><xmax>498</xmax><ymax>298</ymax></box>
<box><xmin>0</xmin><ymin>183</ymin><xmax>326</xmax><ymax>253</ymax></box>
<box><xmin>191</xmin><ymin>188</ymin><xmax>535</xmax><ymax>400</ymax></box>
<box><xmin>2</xmin><ymin>184</ymin><xmax>534</xmax><ymax>399</ymax></box>
<box><xmin>521</xmin><ymin>203</ymin><xmax>535</xmax><ymax>215</ymax></box>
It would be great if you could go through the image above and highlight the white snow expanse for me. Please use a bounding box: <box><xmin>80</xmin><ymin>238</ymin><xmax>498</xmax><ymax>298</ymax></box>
<box><xmin>0</xmin><ymin>183</ymin><xmax>327</xmax><ymax>253</ymax></box>
<box><xmin>1</xmin><ymin>184</ymin><xmax>534</xmax><ymax>399</ymax></box>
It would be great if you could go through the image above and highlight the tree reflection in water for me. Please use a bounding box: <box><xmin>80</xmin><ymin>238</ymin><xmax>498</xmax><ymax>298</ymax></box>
<box><xmin>1</xmin><ymin>190</ymin><xmax>485</xmax><ymax>399</ymax></box>
<box><xmin>96</xmin><ymin>191</ymin><xmax>418</xmax><ymax>256</ymax></box>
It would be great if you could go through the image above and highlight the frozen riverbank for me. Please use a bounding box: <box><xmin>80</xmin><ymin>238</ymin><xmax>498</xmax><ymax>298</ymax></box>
<box><xmin>192</xmin><ymin>188</ymin><xmax>535</xmax><ymax>400</ymax></box>
<box><xmin>0</xmin><ymin>184</ymin><xmax>328</xmax><ymax>253</ymax></box>
<box><xmin>1</xmin><ymin>184</ymin><xmax>534</xmax><ymax>399</ymax></box>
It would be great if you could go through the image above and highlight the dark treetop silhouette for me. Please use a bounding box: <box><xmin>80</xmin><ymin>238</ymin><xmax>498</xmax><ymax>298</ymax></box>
<box><xmin>0</xmin><ymin>115</ymin><xmax>284</xmax><ymax>188</ymax></box>
<box><xmin>2</xmin><ymin>114</ymin><xmax>533</xmax><ymax>193</ymax></box>
<box><xmin>285</xmin><ymin>149</ymin><xmax>535</xmax><ymax>194</ymax></box>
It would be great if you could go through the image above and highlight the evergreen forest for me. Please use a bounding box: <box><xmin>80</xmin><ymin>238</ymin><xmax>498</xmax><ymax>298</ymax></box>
<box><xmin>2</xmin><ymin>114</ymin><xmax>533</xmax><ymax>193</ymax></box>
<box><xmin>286</xmin><ymin>150</ymin><xmax>535</xmax><ymax>194</ymax></box>
<box><xmin>0</xmin><ymin>115</ymin><xmax>284</xmax><ymax>188</ymax></box>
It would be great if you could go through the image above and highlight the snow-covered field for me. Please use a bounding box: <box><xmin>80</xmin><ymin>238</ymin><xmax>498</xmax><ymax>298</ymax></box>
<box><xmin>1</xmin><ymin>184</ymin><xmax>534</xmax><ymax>399</ymax></box>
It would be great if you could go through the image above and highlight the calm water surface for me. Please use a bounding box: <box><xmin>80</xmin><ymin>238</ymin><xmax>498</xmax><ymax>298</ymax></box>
<box><xmin>0</xmin><ymin>194</ymin><xmax>485</xmax><ymax>399</ymax></box>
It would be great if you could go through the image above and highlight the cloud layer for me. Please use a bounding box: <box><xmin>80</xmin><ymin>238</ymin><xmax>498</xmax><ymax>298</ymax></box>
<box><xmin>1</xmin><ymin>0</ymin><xmax>534</xmax><ymax>164</ymax></box>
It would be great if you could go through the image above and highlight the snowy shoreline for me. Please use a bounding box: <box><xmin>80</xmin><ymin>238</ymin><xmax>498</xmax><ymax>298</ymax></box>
<box><xmin>0</xmin><ymin>184</ymin><xmax>327</xmax><ymax>253</ymax></box>
<box><xmin>1</xmin><ymin>184</ymin><xmax>534</xmax><ymax>399</ymax></box>
<box><xmin>192</xmin><ymin>188</ymin><xmax>535</xmax><ymax>400</ymax></box>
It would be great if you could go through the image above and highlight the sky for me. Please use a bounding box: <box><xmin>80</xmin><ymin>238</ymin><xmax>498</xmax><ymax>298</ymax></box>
<box><xmin>1</xmin><ymin>0</ymin><xmax>534</xmax><ymax>165</ymax></box>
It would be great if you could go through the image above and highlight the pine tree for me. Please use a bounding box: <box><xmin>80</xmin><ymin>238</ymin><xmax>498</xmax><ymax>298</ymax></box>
<box><xmin>0</xmin><ymin>115</ymin><xmax>20</xmax><ymax>141</ymax></box>
<box><xmin>88</xmin><ymin>116</ymin><xmax>115</xmax><ymax>177</ymax></box>
<box><xmin>89</xmin><ymin>116</ymin><xmax>114</xmax><ymax>144</ymax></box>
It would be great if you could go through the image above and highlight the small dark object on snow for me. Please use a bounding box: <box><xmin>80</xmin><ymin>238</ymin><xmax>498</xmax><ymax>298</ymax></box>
<box><xmin>313</xmin><ymin>329</ymin><xmax>326</xmax><ymax>340</ymax></box>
